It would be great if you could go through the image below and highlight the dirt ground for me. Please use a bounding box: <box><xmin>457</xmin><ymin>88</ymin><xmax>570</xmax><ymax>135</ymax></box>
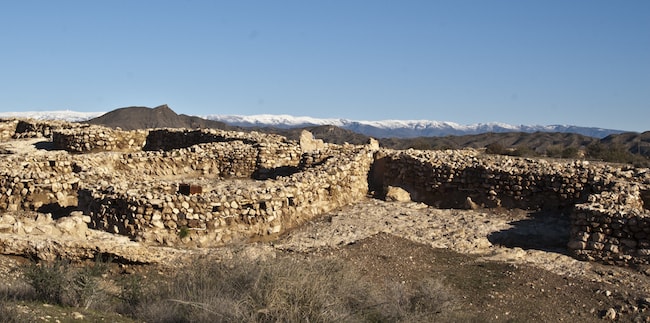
<box><xmin>272</xmin><ymin>199</ymin><xmax>650</xmax><ymax>322</ymax></box>
<box><xmin>3</xmin><ymin>199</ymin><xmax>650</xmax><ymax>322</ymax></box>
<box><xmin>330</xmin><ymin>233</ymin><xmax>650</xmax><ymax>322</ymax></box>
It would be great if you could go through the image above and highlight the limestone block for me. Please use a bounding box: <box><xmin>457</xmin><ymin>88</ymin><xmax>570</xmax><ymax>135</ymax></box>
<box><xmin>385</xmin><ymin>186</ymin><xmax>411</xmax><ymax>202</ymax></box>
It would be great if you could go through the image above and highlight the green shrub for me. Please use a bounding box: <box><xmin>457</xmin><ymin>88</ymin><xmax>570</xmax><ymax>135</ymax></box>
<box><xmin>508</xmin><ymin>146</ymin><xmax>537</xmax><ymax>157</ymax></box>
<box><xmin>22</xmin><ymin>260</ymin><xmax>68</xmax><ymax>305</ymax></box>
<box><xmin>21</xmin><ymin>257</ymin><xmax>111</xmax><ymax>310</ymax></box>
<box><xmin>178</xmin><ymin>226</ymin><xmax>190</xmax><ymax>238</ymax></box>
<box><xmin>485</xmin><ymin>142</ymin><xmax>507</xmax><ymax>155</ymax></box>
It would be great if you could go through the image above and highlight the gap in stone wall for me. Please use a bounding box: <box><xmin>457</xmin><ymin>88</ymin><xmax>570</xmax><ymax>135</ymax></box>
<box><xmin>642</xmin><ymin>189</ymin><xmax>650</xmax><ymax>211</ymax></box>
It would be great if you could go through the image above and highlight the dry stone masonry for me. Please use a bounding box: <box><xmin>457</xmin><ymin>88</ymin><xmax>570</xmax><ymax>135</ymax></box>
<box><xmin>1</xmin><ymin>118</ymin><xmax>650</xmax><ymax>266</ymax></box>
<box><xmin>53</xmin><ymin>125</ymin><xmax>148</xmax><ymax>153</ymax></box>
<box><xmin>372</xmin><ymin>149</ymin><xmax>650</xmax><ymax>265</ymax></box>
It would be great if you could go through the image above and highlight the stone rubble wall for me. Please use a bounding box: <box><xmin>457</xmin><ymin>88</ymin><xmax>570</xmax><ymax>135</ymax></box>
<box><xmin>373</xmin><ymin>148</ymin><xmax>650</xmax><ymax>265</ymax></box>
<box><xmin>0</xmin><ymin>119</ymin><xmax>18</xmax><ymax>141</ymax></box>
<box><xmin>14</xmin><ymin>120</ymin><xmax>56</xmax><ymax>139</ymax></box>
<box><xmin>80</xmin><ymin>144</ymin><xmax>376</xmax><ymax>246</ymax></box>
<box><xmin>0</xmin><ymin>118</ymin><xmax>87</xmax><ymax>141</ymax></box>
<box><xmin>373</xmin><ymin>149</ymin><xmax>618</xmax><ymax>209</ymax></box>
<box><xmin>0</xmin><ymin>211</ymin><xmax>90</xmax><ymax>240</ymax></box>
<box><xmin>0</xmin><ymin>154</ymin><xmax>80</xmax><ymax>212</ymax></box>
<box><xmin>142</xmin><ymin>129</ymin><xmax>303</xmax><ymax>178</ymax></box>
<box><xmin>53</xmin><ymin>125</ymin><xmax>148</xmax><ymax>153</ymax></box>
<box><xmin>570</xmin><ymin>182</ymin><xmax>650</xmax><ymax>265</ymax></box>
<box><xmin>3</xmin><ymin>118</ymin><xmax>650</xmax><ymax>265</ymax></box>
<box><xmin>53</xmin><ymin>127</ymin><xmax>303</xmax><ymax>176</ymax></box>
<box><xmin>115</xmin><ymin>142</ymin><xmax>259</xmax><ymax>180</ymax></box>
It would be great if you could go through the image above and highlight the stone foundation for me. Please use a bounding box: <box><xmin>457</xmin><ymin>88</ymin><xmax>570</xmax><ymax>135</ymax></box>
<box><xmin>2</xmin><ymin>118</ymin><xmax>650</xmax><ymax>265</ymax></box>
<box><xmin>53</xmin><ymin>125</ymin><xmax>148</xmax><ymax>153</ymax></box>
<box><xmin>80</xmin><ymin>145</ymin><xmax>374</xmax><ymax>246</ymax></box>
<box><xmin>371</xmin><ymin>149</ymin><xmax>650</xmax><ymax>265</ymax></box>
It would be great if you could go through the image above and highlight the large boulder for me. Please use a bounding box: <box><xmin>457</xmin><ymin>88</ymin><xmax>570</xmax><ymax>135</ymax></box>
<box><xmin>299</xmin><ymin>130</ymin><xmax>325</xmax><ymax>153</ymax></box>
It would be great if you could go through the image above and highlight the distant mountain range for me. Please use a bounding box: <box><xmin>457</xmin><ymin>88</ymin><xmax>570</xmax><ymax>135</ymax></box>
<box><xmin>204</xmin><ymin>114</ymin><xmax>627</xmax><ymax>139</ymax></box>
<box><xmin>2</xmin><ymin>106</ymin><xmax>648</xmax><ymax>163</ymax></box>
<box><xmin>0</xmin><ymin>110</ymin><xmax>103</xmax><ymax>123</ymax></box>
<box><xmin>0</xmin><ymin>109</ymin><xmax>629</xmax><ymax>139</ymax></box>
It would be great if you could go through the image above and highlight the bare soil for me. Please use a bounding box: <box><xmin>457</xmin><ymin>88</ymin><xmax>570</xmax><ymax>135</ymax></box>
<box><xmin>3</xmin><ymin>200</ymin><xmax>650</xmax><ymax>322</ymax></box>
<box><xmin>330</xmin><ymin>233</ymin><xmax>649</xmax><ymax>322</ymax></box>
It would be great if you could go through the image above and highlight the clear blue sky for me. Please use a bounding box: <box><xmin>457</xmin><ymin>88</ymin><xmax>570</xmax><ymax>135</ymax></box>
<box><xmin>1</xmin><ymin>1</ymin><xmax>648</xmax><ymax>131</ymax></box>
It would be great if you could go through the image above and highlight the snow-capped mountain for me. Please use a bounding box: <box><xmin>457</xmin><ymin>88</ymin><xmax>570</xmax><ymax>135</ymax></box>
<box><xmin>0</xmin><ymin>110</ymin><xmax>627</xmax><ymax>139</ymax></box>
<box><xmin>204</xmin><ymin>114</ymin><xmax>626</xmax><ymax>139</ymax></box>
<box><xmin>0</xmin><ymin>110</ymin><xmax>104</xmax><ymax>122</ymax></box>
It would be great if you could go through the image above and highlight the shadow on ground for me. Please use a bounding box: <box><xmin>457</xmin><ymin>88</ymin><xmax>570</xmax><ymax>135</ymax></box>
<box><xmin>487</xmin><ymin>210</ymin><xmax>571</xmax><ymax>254</ymax></box>
<box><xmin>33</xmin><ymin>141</ymin><xmax>62</xmax><ymax>151</ymax></box>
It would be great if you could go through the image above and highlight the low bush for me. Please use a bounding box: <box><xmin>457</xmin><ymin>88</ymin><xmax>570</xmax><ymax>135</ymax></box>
<box><xmin>586</xmin><ymin>143</ymin><xmax>650</xmax><ymax>167</ymax></box>
<box><xmin>21</xmin><ymin>256</ymin><xmax>112</xmax><ymax>310</ymax></box>
<box><xmin>7</xmin><ymin>253</ymin><xmax>454</xmax><ymax>322</ymax></box>
<box><xmin>485</xmin><ymin>142</ymin><xmax>507</xmax><ymax>155</ymax></box>
<box><xmin>122</xmin><ymin>255</ymin><xmax>453</xmax><ymax>322</ymax></box>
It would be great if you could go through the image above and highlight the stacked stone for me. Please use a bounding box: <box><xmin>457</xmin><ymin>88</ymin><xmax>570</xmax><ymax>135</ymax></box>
<box><xmin>570</xmin><ymin>182</ymin><xmax>650</xmax><ymax>265</ymax></box>
<box><xmin>255</xmin><ymin>141</ymin><xmax>302</xmax><ymax>176</ymax></box>
<box><xmin>115</xmin><ymin>141</ymin><xmax>260</xmax><ymax>180</ymax></box>
<box><xmin>0</xmin><ymin>119</ymin><xmax>18</xmax><ymax>141</ymax></box>
<box><xmin>7</xmin><ymin>117</ymin><xmax>650</xmax><ymax>266</ymax></box>
<box><xmin>0</xmin><ymin>154</ymin><xmax>79</xmax><ymax>211</ymax></box>
<box><xmin>376</xmin><ymin>149</ymin><xmax>617</xmax><ymax>210</ymax></box>
<box><xmin>13</xmin><ymin>120</ymin><xmax>58</xmax><ymax>139</ymax></box>
<box><xmin>143</xmin><ymin>128</ymin><xmax>288</xmax><ymax>151</ymax></box>
<box><xmin>52</xmin><ymin>125</ymin><xmax>147</xmax><ymax>153</ymax></box>
<box><xmin>80</xmin><ymin>144</ymin><xmax>377</xmax><ymax>246</ymax></box>
<box><xmin>0</xmin><ymin>211</ymin><xmax>90</xmax><ymax>239</ymax></box>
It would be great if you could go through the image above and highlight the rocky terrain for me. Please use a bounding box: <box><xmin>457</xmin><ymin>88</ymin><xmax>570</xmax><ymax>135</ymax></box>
<box><xmin>1</xmin><ymin>111</ymin><xmax>650</xmax><ymax>321</ymax></box>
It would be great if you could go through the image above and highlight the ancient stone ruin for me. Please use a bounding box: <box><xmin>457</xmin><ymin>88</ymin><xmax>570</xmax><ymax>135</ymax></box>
<box><xmin>1</xmin><ymin>118</ymin><xmax>649</xmax><ymax>266</ymax></box>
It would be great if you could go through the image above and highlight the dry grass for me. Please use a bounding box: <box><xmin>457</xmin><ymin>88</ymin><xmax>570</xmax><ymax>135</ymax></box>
<box><xmin>1</xmin><ymin>254</ymin><xmax>454</xmax><ymax>322</ymax></box>
<box><xmin>123</xmin><ymin>255</ymin><xmax>454</xmax><ymax>322</ymax></box>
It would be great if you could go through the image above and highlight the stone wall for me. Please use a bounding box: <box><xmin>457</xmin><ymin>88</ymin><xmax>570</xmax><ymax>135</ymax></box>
<box><xmin>53</xmin><ymin>127</ymin><xmax>303</xmax><ymax>177</ymax></box>
<box><xmin>79</xmin><ymin>144</ymin><xmax>375</xmax><ymax>246</ymax></box>
<box><xmin>0</xmin><ymin>119</ymin><xmax>18</xmax><ymax>141</ymax></box>
<box><xmin>372</xmin><ymin>149</ymin><xmax>617</xmax><ymax>210</ymax></box>
<box><xmin>372</xmin><ymin>148</ymin><xmax>650</xmax><ymax>265</ymax></box>
<box><xmin>570</xmin><ymin>182</ymin><xmax>650</xmax><ymax>265</ymax></box>
<box><xmin>4</xmin><ymin>118</ymin><xmax>650</xmax><ymax>265</ymax></box>
<box><xmin>141</xmin><ymin>128</ymin><xmax>303</xmax><ymax>178</ymax></box>
<box><xmin>1</xmin><ymin>120</ymin><xmax>371</xmax><ymax>247</ymax></box>
<box><xmin>52</xmin><ymin>125</ymin><xmax>148</xmax><ymax>153</ymax></box>
<box><xmin>0</xmin><ymin>154</ymin><xmax>80</xmax><ymax>212</ymax></box>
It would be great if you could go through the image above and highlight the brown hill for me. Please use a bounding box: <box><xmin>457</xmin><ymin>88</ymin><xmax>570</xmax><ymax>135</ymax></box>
<box><xmin>85</xmin><ymin>104</ymin><xmax>232</xmax><ymax>130</ymax></box>
<box><xmin>379</xmin><ymin>131</ymin><xmax>599</xmax><ymax>153</ymax></box>
<box><xmin>600</xmin><ymin>131</ymin><xmax>650</xmax><ymax>155</ymax></box>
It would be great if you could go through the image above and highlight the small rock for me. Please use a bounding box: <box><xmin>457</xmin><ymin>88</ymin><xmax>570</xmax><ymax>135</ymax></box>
<box><xmin>385</xmin><ymin>186</ymin><xmax>411</xmax><ymax>202</ymax></box>
<box><xmin>464</xmin><ymin>197</ymin><xmax>480</xmax><ymax>210</ymax></box>
<box><xmin>602</xmin><ymin>307</ymin><xmax>616</xmax><ymax>320</ymax></box>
